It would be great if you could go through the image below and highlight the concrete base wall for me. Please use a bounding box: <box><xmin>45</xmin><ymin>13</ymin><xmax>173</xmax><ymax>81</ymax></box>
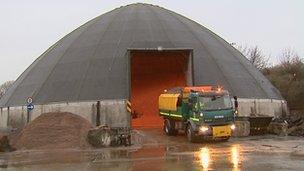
<box><xmin>0</xmin><ymin>100</ymin><xmax>130</xmax><ymax>129</ymax></box>
<box><xmin>232</xmin><ymin>120</ymin><xmax>250</xmax><ymax>137</ymax></box>
<box><xmin>0</xmin><ymin>98</ymin><xmax>287</xmax><ymax>129</ymax></box>
<box><xmin>237</xmin><ymin>98</ymin><xmax>288</xmax><ymax>118</ymax></box>
<box><xmin>0</xmin><ymin>107</ymin><xmax>8</xmax><ymax>129</ymax></box>
<box><xmin>99</xmin><ymin>100</ymin><xmax>130</xmax><ymax>128</ymax></box>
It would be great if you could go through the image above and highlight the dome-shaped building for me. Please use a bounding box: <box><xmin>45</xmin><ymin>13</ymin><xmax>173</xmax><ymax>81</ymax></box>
<box><xmin>0</xmin><ymin>3</ymin><xmax>286</xmax><ymax>128</ymax></box>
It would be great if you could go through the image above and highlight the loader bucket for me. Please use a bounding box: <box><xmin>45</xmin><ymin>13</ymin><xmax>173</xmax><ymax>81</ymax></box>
<box><xmin>249</xmin><ymin>116</ymin><xmax>273</xmax><ymax>135</ymax></box>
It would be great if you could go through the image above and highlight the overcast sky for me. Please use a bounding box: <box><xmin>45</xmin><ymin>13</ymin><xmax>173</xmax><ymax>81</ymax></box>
<box><xmin>0</xmin><ymin>0</ymin><xmax>303</xmax><ymax>83</ymax></box>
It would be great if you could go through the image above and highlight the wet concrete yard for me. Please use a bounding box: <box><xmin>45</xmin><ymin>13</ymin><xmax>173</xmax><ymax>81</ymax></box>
<box><xmin>1</xmin><ymin>128</ymin><xmax>304</xmax><ymax>171</ymax></box>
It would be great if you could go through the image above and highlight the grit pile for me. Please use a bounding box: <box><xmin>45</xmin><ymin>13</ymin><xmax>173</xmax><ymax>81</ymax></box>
<box><xmin>15</xmin><ymin>112</ymin><xmax>93</xmax><ymax>150</ymax></box>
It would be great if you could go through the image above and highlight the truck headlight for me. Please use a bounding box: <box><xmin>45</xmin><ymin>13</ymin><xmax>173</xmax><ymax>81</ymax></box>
<box><xmin>230</xmin><ymin>124</ymin><xmax>236</xmax><ymax>130</ymax></box>
<box><xmin>199</xmin><ymin>126</ymin><xmax>209</xmax><ymax>132</ymax></box>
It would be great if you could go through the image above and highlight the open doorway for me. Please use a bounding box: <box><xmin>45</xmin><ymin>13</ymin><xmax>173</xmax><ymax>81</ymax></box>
<box><xmin>129</xmin><ymin>49</ymin><xmax>193</xmax><ymax>128</ymax></box>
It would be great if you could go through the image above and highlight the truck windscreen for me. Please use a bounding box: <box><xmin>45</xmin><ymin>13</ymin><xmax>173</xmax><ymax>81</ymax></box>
<box><xmin>198</xmin><ymin>95</ymin><xmax>232</xmax><ymax>111</ymax></box>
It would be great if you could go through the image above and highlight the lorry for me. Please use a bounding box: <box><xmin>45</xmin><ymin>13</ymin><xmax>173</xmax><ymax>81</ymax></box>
<box><xmin>158</xmin><ymin>86</ymin><xmax>236</xmax><ymax>142</ymax></box>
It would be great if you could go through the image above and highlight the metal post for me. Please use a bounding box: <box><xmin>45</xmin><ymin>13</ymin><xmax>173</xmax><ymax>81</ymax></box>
<box><xmin>27</xmin><ymin>109</ymin><xmax>30</xmax><ymax>123</ymax></box>
<box><xmin>7</xmin><ymin>107</ymin><xmax>10</xmax><ymax>128</ymax></box>
<box><xmin>96</xmin><ymin>101</ymin><xmax>101</xmax><ymax>126</ymax></box>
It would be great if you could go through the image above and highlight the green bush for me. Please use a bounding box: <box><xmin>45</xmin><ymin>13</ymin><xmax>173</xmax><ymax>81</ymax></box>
<box><xmin>263</xmin><ymin>58</ymin><xmax>304</xmax><ymax>112</ymax></box>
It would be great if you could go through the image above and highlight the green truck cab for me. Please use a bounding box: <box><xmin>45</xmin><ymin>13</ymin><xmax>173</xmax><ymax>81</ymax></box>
<box><xmin>159</xmin><ymin>86</ymin><xmax>236</xmax><ymax>142</ymax></box>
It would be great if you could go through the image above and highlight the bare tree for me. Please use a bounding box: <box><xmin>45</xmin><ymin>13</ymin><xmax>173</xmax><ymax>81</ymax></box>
<box><xmin>265</xmin><ymin>48</ymin><xmax>303</xmax><ymax>112</ymax></box>
<box><xmin>237</xmin><ymin>45</ymin><xmax>269</xmax><ymax>70</ymax></box>
<box><xmin>280</xmin><ymin>48</ymin><xmax>302</xmax><ymax>74</ymax></box>
<box><xmin>0</xmin><ymin>80</ymin><xmax>14</xmax><ymax>99</ymax></box>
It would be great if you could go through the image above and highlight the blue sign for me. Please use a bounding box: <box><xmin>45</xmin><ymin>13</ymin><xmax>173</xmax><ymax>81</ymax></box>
<box><xmin>27</xmin><ymin>103</ymin><xmax>34</xmax><ymax>111</ymax></box>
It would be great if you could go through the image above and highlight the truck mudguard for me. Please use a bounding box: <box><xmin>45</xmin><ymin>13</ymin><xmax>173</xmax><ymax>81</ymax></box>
<box><xmin>188</xmin><ymin>120</ymin><xmax>199</xmax><ymax>131</ymax></box>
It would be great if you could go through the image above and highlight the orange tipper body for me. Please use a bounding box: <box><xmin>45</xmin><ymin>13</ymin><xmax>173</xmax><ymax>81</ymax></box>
<box><xmin>184</xmin><ymin>86</ymin><xmax>213</xmax><ymax>92</ymax></box>
<box><xmin>183</xmin><ymin>86</ymin><xmax>224</xmax><ymax>93</ymax></box>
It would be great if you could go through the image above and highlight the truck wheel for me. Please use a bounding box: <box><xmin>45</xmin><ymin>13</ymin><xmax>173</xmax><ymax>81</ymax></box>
<box><xmin>186</xmin><ymin>124</ymin><xmax>197</xmax><ymax>143</ymax></box>
<box><xmin>221</xmin><ymin>137</ymin><xmax>230</xmax><ymax>142</ymax></box>
<box><xmin>164</xmin><ymin>119</ymin><xmax>178</xmax><ymax>136</ymax></box>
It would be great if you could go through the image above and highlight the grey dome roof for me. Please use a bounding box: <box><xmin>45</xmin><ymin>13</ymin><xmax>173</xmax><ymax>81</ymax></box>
<box><xmin>0</xmin><ymin>3</ymin><xmax>282</xmax><ymax>107</ymax></box>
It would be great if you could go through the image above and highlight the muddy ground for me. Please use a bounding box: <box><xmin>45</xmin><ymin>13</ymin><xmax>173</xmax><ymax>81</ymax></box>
<box><xmin>0</xmin><ymin>128</ymin><xmax>303</xmax><ymax>171</ymax></box>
